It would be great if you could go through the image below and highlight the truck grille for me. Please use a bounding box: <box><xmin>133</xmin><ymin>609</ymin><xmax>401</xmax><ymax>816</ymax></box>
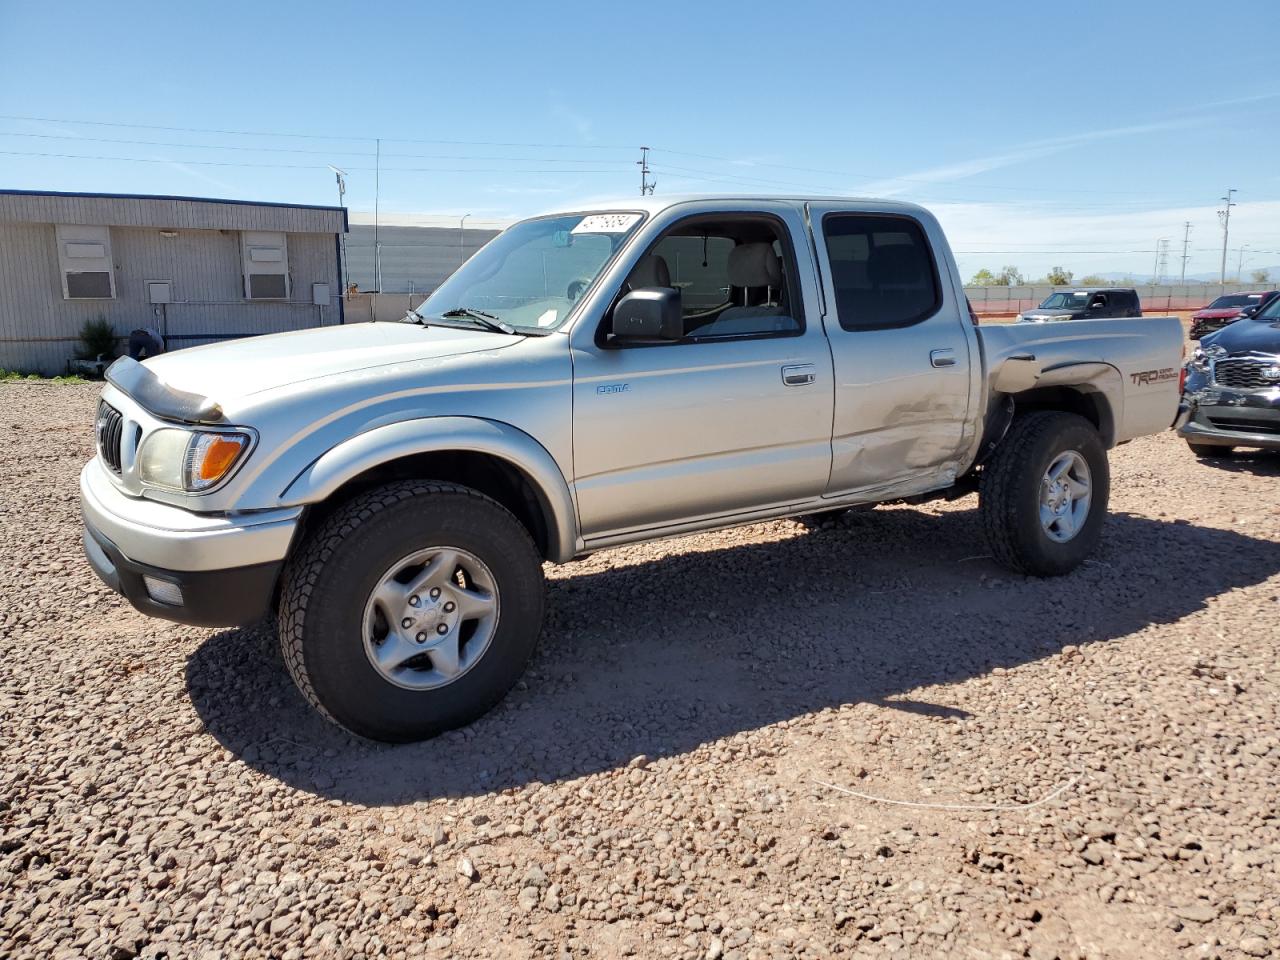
<box><xmin>1213</xmin><ymin>357</ymin><xmax>1280</xmax><ymax>390</ymax></box>
<box><xmin>96</xmin><ymin>401</ymin><xmax>124</xmax><ymax>474</ymax></box>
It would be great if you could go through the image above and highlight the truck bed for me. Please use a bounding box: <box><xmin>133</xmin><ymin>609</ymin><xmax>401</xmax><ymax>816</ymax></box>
<box><xmin>976</xmin><ymin>316</ymin><xmax>1185</xmax><ymax>445</ymax></box>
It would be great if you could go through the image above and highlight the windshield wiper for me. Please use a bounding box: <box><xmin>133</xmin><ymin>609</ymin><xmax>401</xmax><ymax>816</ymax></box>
<box><xmin>440</xmin><ymin>307</ymin><xmax>517</xmax><ymax>335</ymax></box>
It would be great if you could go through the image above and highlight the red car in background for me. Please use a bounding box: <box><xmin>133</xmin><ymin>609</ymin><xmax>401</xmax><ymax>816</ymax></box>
<box><xmin>1189</xmin><ymin>290</ymin><xmax>1279</xmax><ymax>339</ymax></box>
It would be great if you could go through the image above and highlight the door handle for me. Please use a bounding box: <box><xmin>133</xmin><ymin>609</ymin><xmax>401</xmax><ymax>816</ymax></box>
<box><xmin>930</xmin><ymin>349</ymin><xmax>957</xmax><ymax>368</ymax></box>
<box><xmin>781</xmin><ymin>363</ymin><xmax>816</xmax><ymax>386</ymax></box>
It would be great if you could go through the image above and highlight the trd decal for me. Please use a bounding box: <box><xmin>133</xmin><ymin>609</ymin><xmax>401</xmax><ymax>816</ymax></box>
<box><xmin>1130</xmin><ymin>368</ymin><xmax>1178</xmax><ymax>386</ymax></box>
<box><xmin>596</xmin><ymin>383</ymin><xmax>630</xmax><ymax>395</ymax></box>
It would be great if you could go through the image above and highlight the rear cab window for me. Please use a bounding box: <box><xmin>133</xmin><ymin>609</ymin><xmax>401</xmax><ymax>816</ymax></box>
<box><xmin>820</xmin><ymin>214</ymin><xmax>942</xmax><ymax>330</ymax></box>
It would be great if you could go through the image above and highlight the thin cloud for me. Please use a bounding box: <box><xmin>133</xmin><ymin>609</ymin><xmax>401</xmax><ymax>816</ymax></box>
<box><xmin>549</xmin><ymin>96</ymin><xmax>595</xmax><ymax>144</ymax></box>
<box><xmin>857</xmin><ymin>119</ymin><xmax>1198</xmax><ymax>197</ymax></box>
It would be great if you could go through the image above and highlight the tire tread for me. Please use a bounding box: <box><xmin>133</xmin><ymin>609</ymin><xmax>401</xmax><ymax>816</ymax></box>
<box><xmin>277</xmin><ymin>480</ymin><xmax>538</xmax><ymax>732</ymax></box>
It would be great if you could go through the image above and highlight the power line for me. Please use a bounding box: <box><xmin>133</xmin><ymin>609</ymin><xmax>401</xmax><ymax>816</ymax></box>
<box><xmin>0</xmin><ymin>130</ymin><xmax>633</xmax><ymax>164</ymax></box>
<box><xmin>0</xmin><ymin>113</ymin><xmax>634</xmax><ymax>150</ymax></box>
<box><xmin>0</xmin><ymin>149</ymin><xmax>628</xmax><ymax>174</ymax></box>
<box><xmin>0</xmin><ymin>112</ymin><xmax>1231</xmax><ymax>204</ymax></box>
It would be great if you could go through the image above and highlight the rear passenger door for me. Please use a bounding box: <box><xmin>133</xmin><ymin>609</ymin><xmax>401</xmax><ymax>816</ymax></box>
<box><xmin>809</xmin><ymin>204</ymin><xmax>977</xmax><ymax>495</ymax></box>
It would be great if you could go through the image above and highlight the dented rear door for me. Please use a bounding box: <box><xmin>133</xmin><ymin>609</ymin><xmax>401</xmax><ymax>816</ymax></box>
<box><xmin>809</xmin><ymin>202</ymin><xmax>977</xmax><ymax>495</ymax></box>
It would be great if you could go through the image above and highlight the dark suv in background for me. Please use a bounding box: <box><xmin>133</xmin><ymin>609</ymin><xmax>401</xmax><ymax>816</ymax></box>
<box><xmin>1017</xmin><ymin>288</ymin><xmax>1142</xmax><ymax>323</ymax></box>
<box><xmin>1189</xmin><ymin>290</ymin><xmax>1279</xmax><ymax>340</ymax></box>
<box><xmin>1179</xmin><ymin>293</ymin><xmax>1280</xmax><ymax>456</ymax></box>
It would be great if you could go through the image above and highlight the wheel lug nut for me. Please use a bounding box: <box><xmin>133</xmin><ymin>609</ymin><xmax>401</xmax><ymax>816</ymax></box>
<box><xmin>401</xmin><ymin>617</ymin><xmax>413</xmax><ymax>628</ymax></box>
<box><xmin>436</xmin><ymin>623</ymin><xmax>449</xmax><ymax>635</ymax></box>
<box><xmin>408</xmin><ymin>595</ymin><xmax>420</xmax><ymax>607</ymax></box>
<box><xmin>429</xmin><ymin>587</ymin><xmax>442</xmax><ymax>599</ymax></box>
<box><xmin>443</xmin><ymin>601</ymin><xmax>456</xmax><ymax>613</ymax></box>
<box><xmin>415</xmin><ymin>632</ymin><xmax>427</xmax><ymax>643</ymax></box>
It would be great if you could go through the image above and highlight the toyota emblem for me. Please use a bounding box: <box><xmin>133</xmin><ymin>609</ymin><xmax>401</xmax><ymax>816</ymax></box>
<box><xmin>1266</xmin><ymin>365</ymin><xmax>1280</xmax><ymax>381</ymax></box>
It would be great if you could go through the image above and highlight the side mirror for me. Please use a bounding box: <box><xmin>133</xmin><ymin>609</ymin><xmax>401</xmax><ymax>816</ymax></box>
<box><xmin>612</xmin><ymin>288</ymin><xmax>682</xmax><ymax>341</ymax></box>
<box><xmin>1240</xmin><ymin>305</ymin><xmax>1259</xmax><ymax>318</ymax></box>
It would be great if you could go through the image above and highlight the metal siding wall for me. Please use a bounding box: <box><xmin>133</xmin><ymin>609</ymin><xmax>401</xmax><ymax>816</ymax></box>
<box><xmin>345</xmin><ymin>224</ymin><xmax>501</xmax><ymax>293</ymax></box>
<box><xmin>0</xmin><ymin>222</ymin><xmax>341</xmax><ymax>374</ymax></box>
<box><xmin>0</xmin><ymin>193</ymin><xmax>344</xmax><ymax>234</ymax></box>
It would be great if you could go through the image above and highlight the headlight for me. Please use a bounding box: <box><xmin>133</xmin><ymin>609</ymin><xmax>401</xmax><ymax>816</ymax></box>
<box><xmin>1015</xmin><ymin>313</ymin><xmax>1025</xmax><ymax>322</ymax></box>
<box><xmin>138</xmin><ymin>429</ymin><xmax>252</xmax><ymax>492</ymax></box>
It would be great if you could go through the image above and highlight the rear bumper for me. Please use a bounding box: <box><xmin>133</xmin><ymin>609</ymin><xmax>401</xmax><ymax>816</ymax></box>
<box><xmin>79</xmin><ymin>460</ymin><xmax>300</xmax><ymax>626</ymax></box>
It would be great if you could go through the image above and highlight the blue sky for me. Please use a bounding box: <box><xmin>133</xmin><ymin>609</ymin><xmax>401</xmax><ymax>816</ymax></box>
<box><xmin>2</xmin><ymin>0</ymin><xmax>1278</xmax><ymax>279</ymax></box>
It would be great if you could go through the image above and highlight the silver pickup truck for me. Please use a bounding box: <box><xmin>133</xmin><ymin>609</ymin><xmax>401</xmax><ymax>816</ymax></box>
<box><xmin>80</xmin><ymin>196</ymin><xmax>1185</xmax><ymax>741</ymax></box>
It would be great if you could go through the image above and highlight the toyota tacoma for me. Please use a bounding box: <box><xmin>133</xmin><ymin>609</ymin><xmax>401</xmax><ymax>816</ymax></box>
<box><xmin>80</xmin><ymin>196</ymin><xmax>1186</xmax><ymax>741</ymax></box>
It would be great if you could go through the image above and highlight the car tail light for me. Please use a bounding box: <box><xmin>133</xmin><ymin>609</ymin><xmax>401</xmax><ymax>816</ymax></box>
<box><xmin>966</xmin><ymin>297</ymin><xmax>980</xmax><ymax>326</ymax></box>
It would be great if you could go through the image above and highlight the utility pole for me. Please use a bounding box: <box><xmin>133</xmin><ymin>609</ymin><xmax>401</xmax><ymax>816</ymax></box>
<box><xmin>328</xmin><ymin>166</ymin><xmax>349</xmax><ymax>300</ymax></box>
<box><xmin>374</xmin><ymin>138</ymin><xmax>382</xmax><ymax>294</ymax></box>
<box><xmin>637</xmin><ymin>146</ymin><xmax>656</xmax><ymax>196</ymax></box>
<box><xmin>1237</xmin><ymin>243</ymin><xmax>1249</xmax><ymax>281</ymax></box>
<box><xmin>1179</xmin><ymin>221</ymin><xmax>1192</xmax><ymax>284</ymax></box>
<box><xmin>1218</xmin><ymin>188</ymin><xmax>1236</xmax><ymax>293</ymax></box>
<box><xmin>1152</xmin><ymin>238</ymin><xmax>1168</xmax><ymax>285</ymax></box>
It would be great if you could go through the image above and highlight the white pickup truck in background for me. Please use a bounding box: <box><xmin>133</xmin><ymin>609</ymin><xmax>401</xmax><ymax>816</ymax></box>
<box><xmin>81</xmin><ymin>196</ymin><xmax>1186</xmax><ymax>740</ymax></box>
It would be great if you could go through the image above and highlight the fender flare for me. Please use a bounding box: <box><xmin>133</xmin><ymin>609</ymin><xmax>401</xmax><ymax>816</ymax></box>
<box><xmin>280</xmin><ymin>417</ymin><xmax>580</xmax><ymax>563</ymax></box>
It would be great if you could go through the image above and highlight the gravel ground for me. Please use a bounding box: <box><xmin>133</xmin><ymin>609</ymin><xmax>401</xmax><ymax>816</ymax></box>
<box><xmin>2</xmin><ymin>380</ymin><xmax>1279</xmax><ymax>960</ymax></box>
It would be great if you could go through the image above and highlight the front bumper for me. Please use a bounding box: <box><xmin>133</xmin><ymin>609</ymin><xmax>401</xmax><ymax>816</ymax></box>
<box><xmin>79</xmin><ymin>460</ymin><xmax>301</xmax><ymax>626</ymax></box>
<box><xmin>1177</xmin><ymin>384</ymin><xmax>1280</xmax><ymax>450</ymax></box>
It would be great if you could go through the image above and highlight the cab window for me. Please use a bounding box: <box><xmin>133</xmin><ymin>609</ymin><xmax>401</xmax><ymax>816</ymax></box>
<box><xmin>822</xmin><ymin>214</ymin><xmax>941</xmax><ymax>330</ymax></box>
<box><xmin>606</xmin><ymin>215</ymin><xmax>803</xmax><ymax>344</ymax></box>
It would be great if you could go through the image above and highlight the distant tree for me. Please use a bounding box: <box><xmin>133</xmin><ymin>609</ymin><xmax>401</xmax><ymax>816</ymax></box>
<box><xmin>1251</xmin><ymin>268</ymin><xmax>1271</xmax><ymax>283</ymax></box>
<box><xmin>968</xmin><ymin>268</ymin><xmax>998</xmax><ymax>285</ymax></box>
<box><xmin>1079</xmin><ymin>274</ymin><xmax>1109</xmax><ymax>286</ymax></box>
<box><xmin>1042</xmin><ymin>266</ymin><xmax>1073</xmax><ymax>285</ymax></box>
<box><xmin>996</xmin><ymin>265</ymin><xmax>1024</xmax><ymax>286</ymax></box>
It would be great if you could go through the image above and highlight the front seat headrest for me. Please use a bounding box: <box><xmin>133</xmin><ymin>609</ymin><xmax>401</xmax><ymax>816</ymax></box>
<box><xmin>627</xmin><ymin>254</ymin><xmax>671</xmax><ymax>289</ymax></box>
<box><xmin>727</xmin><ymin>243</ymin><xmax>782</xmax><ymax>289</ymax></box>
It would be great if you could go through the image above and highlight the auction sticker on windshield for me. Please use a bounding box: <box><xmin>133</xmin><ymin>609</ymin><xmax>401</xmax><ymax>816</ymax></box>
<box><xmin>572</xmin><ymin>213</ymin><xmax>643</xmax><ymax>234</ymax></box>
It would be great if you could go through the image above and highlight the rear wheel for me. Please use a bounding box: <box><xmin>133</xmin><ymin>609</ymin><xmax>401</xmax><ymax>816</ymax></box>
<box><xmin>1187</xmin><ymin>441</ymin><xmax>1234</xmax><ymax>458</ymax></box>
<box><xmin>278</xmin><ymin>481</ymin><xmax>545</xmax><ymax>742</ymax></box>
<box><xmin>980</xmin><ymin>411</ymin><xmax>1109</xmax><ymax>577</ymax></box>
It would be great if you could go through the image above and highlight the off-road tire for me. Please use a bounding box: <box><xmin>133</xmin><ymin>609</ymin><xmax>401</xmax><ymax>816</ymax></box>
<box><xmin>980</xmin><ymin>411</ymin><xmax>1109</xmax><ymax>577</ymax></box>
<box><xmin>1187</xmin><ymin>442</ymin><xmax>1233</xmax><ymax>458</ymax></box>
<box><xmin>278</xmin><ymin>481</ymin><xmax>544</xmax><ymax>742</ymax></box>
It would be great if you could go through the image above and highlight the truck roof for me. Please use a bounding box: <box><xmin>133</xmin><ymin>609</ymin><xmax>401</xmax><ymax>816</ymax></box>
<box><xmin>533</xmin><ymin>194</ymin><xmax>932</xmax><ymax>219</ymax></box>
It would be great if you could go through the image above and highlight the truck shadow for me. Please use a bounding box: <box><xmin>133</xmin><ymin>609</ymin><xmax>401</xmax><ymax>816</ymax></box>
<box><xmin>185</xmin><ymin>507</ymin><xmax>1280</xmax><ymax>805</ymax></box>
<box><xmin>1193</xmin><ymin>449</ymin><xmax>1280</xmax><ymax>476</ymax></box>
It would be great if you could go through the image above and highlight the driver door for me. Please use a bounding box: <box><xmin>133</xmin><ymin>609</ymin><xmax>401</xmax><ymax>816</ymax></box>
<box><xmin>569</xmin><ymin>207</ymin><xmax>834</xmax><ymax>541</ymax></box>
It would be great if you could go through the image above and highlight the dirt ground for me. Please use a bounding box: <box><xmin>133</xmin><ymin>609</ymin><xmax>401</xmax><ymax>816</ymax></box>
<box><xmin>2</xmin><ymin>381</ymin><xmax>1278</xmax><ymax>960</ymax></box>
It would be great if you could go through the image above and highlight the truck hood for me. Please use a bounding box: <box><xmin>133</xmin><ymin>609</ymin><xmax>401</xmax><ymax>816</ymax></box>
<box><xmin>1021</xmin><ymin>309</ymin><xmax>1077</xmax><ymax>321</ymax></box>
<box><xmin>1203</xmin><ymin>318</ymin><xmax>1280</xmax><ymax>355</ymax></box>
<box><xmin>1194</xmin><ymin>308</ymin><xmax>1246</xmax><ymax>320</ymax></box>
<box><xmin>142</xmin><ymin>322</ymin><xmax>523</xmax><ymax>400</ymax></box>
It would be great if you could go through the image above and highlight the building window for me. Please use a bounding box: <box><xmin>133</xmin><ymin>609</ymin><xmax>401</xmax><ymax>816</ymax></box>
<box><xmin>56</xmin><ymin>225</ymin><xmax>115</xmax><ymax>300</ymax></box>
<box><xmin>241</xmin><ymin>231</ymin><xmax>290</xmax><ymax>300</ymax></box>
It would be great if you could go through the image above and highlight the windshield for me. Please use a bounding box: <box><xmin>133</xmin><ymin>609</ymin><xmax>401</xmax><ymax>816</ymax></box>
<box><xmin>1208</xmin><ymin>294</ymin><xmax>1259</xmax><ymax>309</ymax></box>
<box><xmin>1256</xmin><ymin>296</ymin><xmax>1280</xmax><ymax>320</ymax></box>
<box><xmin>1039</xmin><ymin>292</ymin><xmax>1090</xmax><ymax>310</ymax></box>
<box><xmin>414</xmin><ymin>212</ymin><xmax>644</xmax><ymax>333</ymax></box>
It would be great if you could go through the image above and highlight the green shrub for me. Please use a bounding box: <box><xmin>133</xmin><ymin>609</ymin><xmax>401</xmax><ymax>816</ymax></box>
<box><xmin>78</xmin><ymin>316</ymin><xmax>117</xmax><ymax>360</ymax></box>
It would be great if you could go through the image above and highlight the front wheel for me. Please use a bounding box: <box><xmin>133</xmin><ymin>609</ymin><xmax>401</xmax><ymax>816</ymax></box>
<box><xmin>278</xmin><ymin>481</ymin><xmax>545</xmax><ymax>742</ymax></box>
<box><xmin>979</xmin><ymin>411</ymin><xmax>1109</xmax><ymax>577</ymax></box>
